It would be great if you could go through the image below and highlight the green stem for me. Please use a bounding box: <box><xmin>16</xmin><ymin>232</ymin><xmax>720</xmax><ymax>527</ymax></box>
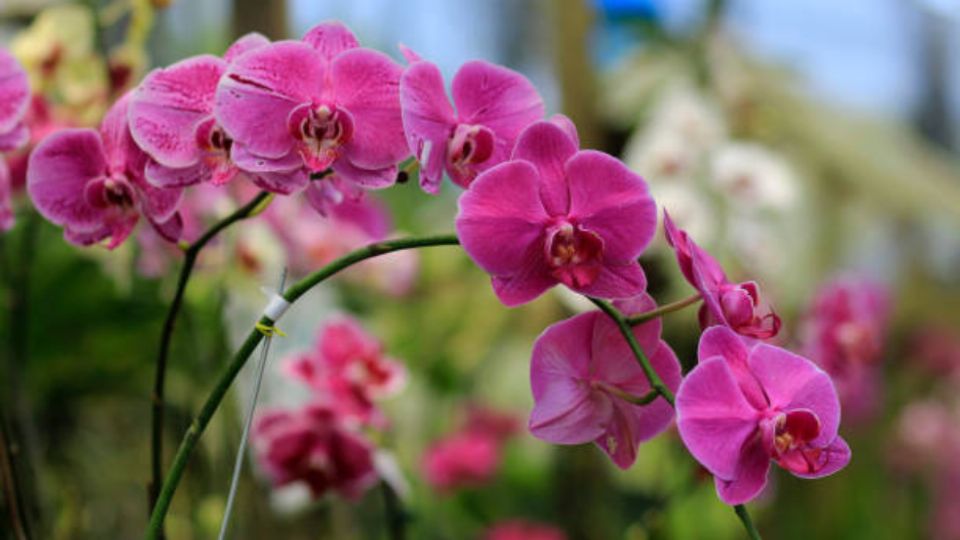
<box><xmin>626</xmin><ymin>293</ymin><xmax>701</xmax><ymax>326</ymax></box>
<box><xmin>588</xmin><ymin>298</ymin><xmax>675</xmax><ymax>406</ymax></box>
<box><xmin>148</xmin><ymin>191</ymin><xmax>273</xmax><ymax>519</ymax></box>
<box><xmin>145</xmin><ymin>234</ymin><xmax>460</xmax><ymax>539</ymax></box>
<box><xmin>734</xmin><ymin>504</ymin><xmax>762</xmax><ymax>540</ymax></box>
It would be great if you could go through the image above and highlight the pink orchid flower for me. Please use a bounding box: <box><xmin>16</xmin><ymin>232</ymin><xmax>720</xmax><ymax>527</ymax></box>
<box><xmin>128</xmin><ymin>33</ymin><xmax>270</xmax><ymax>189</ymax></box>
<box><xmin>456</xmin><ymin>120</ymin><xmax>657</xmax><ymax>306</ymax></box>
<box><xmin>0</xmin><ymin>48</ymin><xmax>30</xmax><ymax>153</ymax></box>
<box><xmin>663</xmin><ymin>211</ymin><xmax>781</xmax><ymax>339</ymax></box>
<box><xmin>676</xmin><ymin>326</ymin><xmax>851</xmax><ymax>505</ymax></box>
<box><xmin>484</xmin><ymin>520</ymin><xmax>567</xmax><ymax>540</ymax></box>
<box><xmin>27</xmin><ymin>95</ymin><xmax>183</xmax><ymax>248</ymax></box>
<box><xmin>252</xmin><ymin>403</ymin><xmax>378</xmax><ymax>500</ymax></box>
<box><xmin>399</xmin><ymin>58</ymin><xmax>544</xmax><ymax>193</ymax></box>
<box><xmin>800</xmin><ymin>277</ymin><xmax>890</xmax><ymax>421</ymax></box>
<box><xmin>215</xmin><ymin>21</ymin><xmax>408</xmax><ymax>196</ymax></box>
<box><xmin>422</xmin><ymin>429</ymin><xmax>501</xmax><ymax>492</ymax></box>
<box><xmin>529</xmin><ymin>293</ymin><xmax>681</xmax><ymax>469</ymax></box>
<box><xmin>285</xmin><ymin>316</ymin><xmax>406</xmax><ymax>427</ymax></box>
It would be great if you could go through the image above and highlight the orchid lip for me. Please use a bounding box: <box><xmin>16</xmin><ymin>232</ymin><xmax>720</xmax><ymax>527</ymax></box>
<box><xmin>287</xmin><ymin>103</ymin><xmax>355</xmax><ymax>171</ymax></box>
<box><xmin>84</xmin><ymin>175</ymin><xmax>137</xmax><ymax>210</ymax></box>
<box><xmin>447</xmin><ymin>123</ymin><xmax>495</xmax><ymax>172</ymax></box>
<box><xmin>543</xmin><ymin>220</ymin><xmax>604</xmax><ymax>289</ymax></box>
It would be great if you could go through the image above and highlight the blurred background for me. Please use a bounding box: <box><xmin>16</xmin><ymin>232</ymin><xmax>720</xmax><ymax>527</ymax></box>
<box><xmin>1</xmin><ymin>0</ymin><xmax>960</xmax><ymax>538</ymax></box>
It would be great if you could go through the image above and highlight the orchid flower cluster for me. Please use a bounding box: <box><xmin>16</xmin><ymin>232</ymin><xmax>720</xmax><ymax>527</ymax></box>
<box><xmin>6</xmin><ymin>17</ymin><xmax>858</xmax><ymax>535</ymax></box>
<box><xmin>253</xmin><ymin>316</ymin><xmax>404</xmax><ymax>500</ymax></box>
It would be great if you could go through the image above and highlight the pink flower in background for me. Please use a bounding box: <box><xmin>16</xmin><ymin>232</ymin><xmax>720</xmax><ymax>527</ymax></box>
<box><xmin>457</xmin><ymin>120</ymin><xmax>656</xmax><ymax>306</ymax></box>
<box><xmin>801</xmin><ymin>277</ymin><xmax>890</xmax><ymax>421</ymax></box>
<box><xmin>399</xmin><ymin>58</ymin><xmax>543</xmax><ymax>192</ymax></box>
<box><xmin>528</xmin><ymin>293</ymin><xmax>680</xmax><ymax>469</ymax></box>
<box><xmin>0</xmin><ymin>47</ymin><xmax>30</xmax><ymax>152</ymax></box>
<box><xmin>285</xmin><ymin>316</ymin><xmax>406</xmax><ymax>426</ymax></box>
<box><xmin>128</xmin><ymin>33</ymin><xmax>270</xmax><ymax>189</ymax></box>
<box><xmin>27</xmin><ymin>95</ymin><xmax>183</xmax><ymax>248</ymax></box>
<box><xmin>464</xmin><ymin>405</ymin><xmax>521</xmax><ymax>444</ymax></box>
<box><xmin>423</xmin><ymin>405</ymin><xmax>520</xmax><ymax>492</ymax></box>
<box><xmin>663</xmin><ymin>211</ymin><xmax>781</xmax><ymax>339</ymax></box>
<box><xmin>252</xmin><ymin>403</ymin><xmax>377</xmax><ymax>500</ymax></box>
<box><xmin>216</xmin><ymin>21</ymin><xmax>408</xmax><ymax>196</ymax></box>
<box><xmin>0</xmin><ymin>48</ymin><xmax>30</xmax><ymax>231</ymax></box>
<box><xmin>484</xmin><ymin>520</ymin><xmax>567</xmax><ymax>540</ymax></box>
<box><xmin>423</xmin><ymin>430</ymin><xmax>501</xmax><ymax>492</ymax></box>
<box><xmin>676</xmin><ymin>326</ymin><xmax>850</xmax><ymax>505</ymax></box>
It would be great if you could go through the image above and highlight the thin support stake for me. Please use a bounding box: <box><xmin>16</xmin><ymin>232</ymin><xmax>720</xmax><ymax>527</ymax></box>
<box><xmin>216</xmin><ymin>267</ymin><xmax>287</xmax><ymax>540</ymax></box>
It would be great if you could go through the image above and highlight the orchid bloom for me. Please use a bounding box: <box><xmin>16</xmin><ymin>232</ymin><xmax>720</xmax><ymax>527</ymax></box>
<box><xmin>456</xmin><ymin>120</ymin><xmax>657</xmax><ymax>306</ymax></box>
<box><xmin>422</xmin><ymin>429</ymin><xmax>502</xmax><ymax>492</ymax></box>
<box><xmin>0</xmin><ymin>48</ymin><xmax>31</xmax><ymax>232</ymax></box>
<box><xmin>252</xmin><ymin>403</ymin><xmax>378</xmax><ymax>500</ymax></box>
<box><xmin>399</xmin><ymin>58</ymin><xmax>544</xmax><ymax>193</ymax></box>
<box><xmin>285</xmin><ymin>317</ymin><xmax>406</xmax><ymax>427</ymax></box>
<box><xmin>0</xmin><ymin>48</ymin><xmax>30</xmax><ymax>152</ymax></box>
<box><xmin>484</xmin><ymin>520</ymin><xmax>568</xmax><ymax>540</ymax></box>
<box><xmin>663</xmin><ymin>210</ymin><xmax>781</xmax><ymax>339</ymax></box>
<box><xmin>801</xmin><ymin>277</ymin><xmax>890</xmax><ymax>421</ymax></box>
<box><xmin>216</xmin><ymin>21</ymin><xmax>409</xmax><ymax>196</ymax></box>
<box><xmin>27</xmin><ymin>94</ymin><xmax>182</xmax><ymax>248</ymax></box>
<box><xmin>529</xmin><ymin>293</ymin><xmax>681</xmax><ymax>468</ymax></box>
<box><xmin>128</xmin><ymin>33</ymin><xmax>270</xmax><ymax>188</ymax></box>
<box><xmin>676</xmin><ymin>326</ymin><xmax>851</xmax><ymax>505</ymax></box>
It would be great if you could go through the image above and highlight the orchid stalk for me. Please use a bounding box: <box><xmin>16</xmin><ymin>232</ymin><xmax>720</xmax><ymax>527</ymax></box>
<box><xmin>147</xmin><ymin>189</ymin><xmax>272</xmax><ymax>513</ymax></box>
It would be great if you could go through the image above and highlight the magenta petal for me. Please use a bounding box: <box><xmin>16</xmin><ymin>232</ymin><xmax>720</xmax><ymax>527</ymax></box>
<box><xmin>333</xmin><ymin>48</ymin><xmax>408</xmax><ymax>169</ymax></box>
<box><xmin>217</xmin><ymin>41</ymin><xmax>323</xmax><ymax>159</ymax></box>
<box><xmin>548</xmin><ymin>114</ymin><xmax>579</xmax><ymax>148</ymax></box>
<box><xmin>0</xmin><ymin>49</ymin><xmax>29</xmax><ymax>135</ymax></box>
<box><xmin>529</xmin><ymin>379</ymin><xmax>611</xmax><ymax>445</ymax></box>
<box><xmin>456</xmin><ymin>159</ymin><xmax>550</xmax><ymax>281</ymax></box>
<box><xmin>231</xmin><ymin>144</ymin><xmax>302</xmax><ymax>173</ymax></box>
<box><xmin>150</xmin><ymin>213</ymin><xmax>183</xmax><ymax>243</ymax></box>
<box><xmin>676</xmin><ymin>357</ymin><xmax>760</xmax><ymax>480</ymax></box>
<box><xmin>302</xmin><ymin>21</ymin><xmax>359</xmax><ymax>59</ymax></box>
<box><xmin>596</xmin><ymin>403</ymin><xmax>641</xmax><ymax>469</ymax></box>
<box><xmin>530</xmin><ymin>313</ymin><xmax>610</xmax><ymax>444</ymax></box>
<box><xmin>565</xmin><ymin>150</ymin><xmax>657</xmax><ymax>261</ymax></box>
<box><xmin>224</xmin><ymin>32</ymin><xmax>271</xmax><ymax>63</ymax></box>
<box><xmin>399</xmin><ymin>61</ymin><xmax>455</xmax><ymax>193</ymax></box>
<box><xmin>100</xmin><ymin>95</ymin><xmax>147</xmax><ymax>177</ymax></box>
<box><xmin>129</xmin><ymin>55</ymin><xmax>224</xmax><ymax>167</ymax></box>
<box><xmin>591</xmin><ymin>301</ymin><xmax>661</xmax><ymax>377</ymax></box>
<box><xmin>136</xmin><ymin>178</ymin><xmax>182</xmax><ymax>223</ymax></box>
<box><xmin>252</xmin><ymin>168</ymin><xmax>309</xmax><ymax>195</ymax></box>
<box><xmin>511</xmin><ymin>121</ymin><xmax>577</xmax><ymax>216</ymax></box>
<box><xmin>574</xmin><ymin>261</ymin><xmax>647</xmax><ymax>300</ymax></box>
<box><xmin>749</xmin><ymin>344</ymin><xmax>841</xmax><ymax>445</ymax></box>
<box><xmin>332</xmin><ymin>158</ymin><xmax>397</xmax><ymax>190</ymax></box>
<box><xmin>27</xmin><ymin>129</ymin><xmax>107</xmax><ymax>230</ymax></box>
<box><xmin>698</xmin><ymin>326</ymin><xmax>766</xmax><ymax>410</ymax></box>
<box><xmin>789</xmin><ymin>436</ymin><xmax>851</xmax><ymax>479</ymax></box>
<box><xmin>397</xmin><ymin>43</ymin><xmax>422</xmax><ymax>64</ymax></box>
<box><xmin>145</xmin><ymin>159</ymin><xmax>210</xmax><ymax>188</ymax></box>
<box><xmin>452</xmin><ymin>60</ymin><xmax>543</xmax><ymax>144</ymax></box>
<box><xmin>0</xmin><ymin>124</ymin><xmax>29</xmax><ymax>152</ymax></box>
<box><xmin>714</xmin><ymin>437</ymin><xmax>771</xmax><ymax>505</ymax></box>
